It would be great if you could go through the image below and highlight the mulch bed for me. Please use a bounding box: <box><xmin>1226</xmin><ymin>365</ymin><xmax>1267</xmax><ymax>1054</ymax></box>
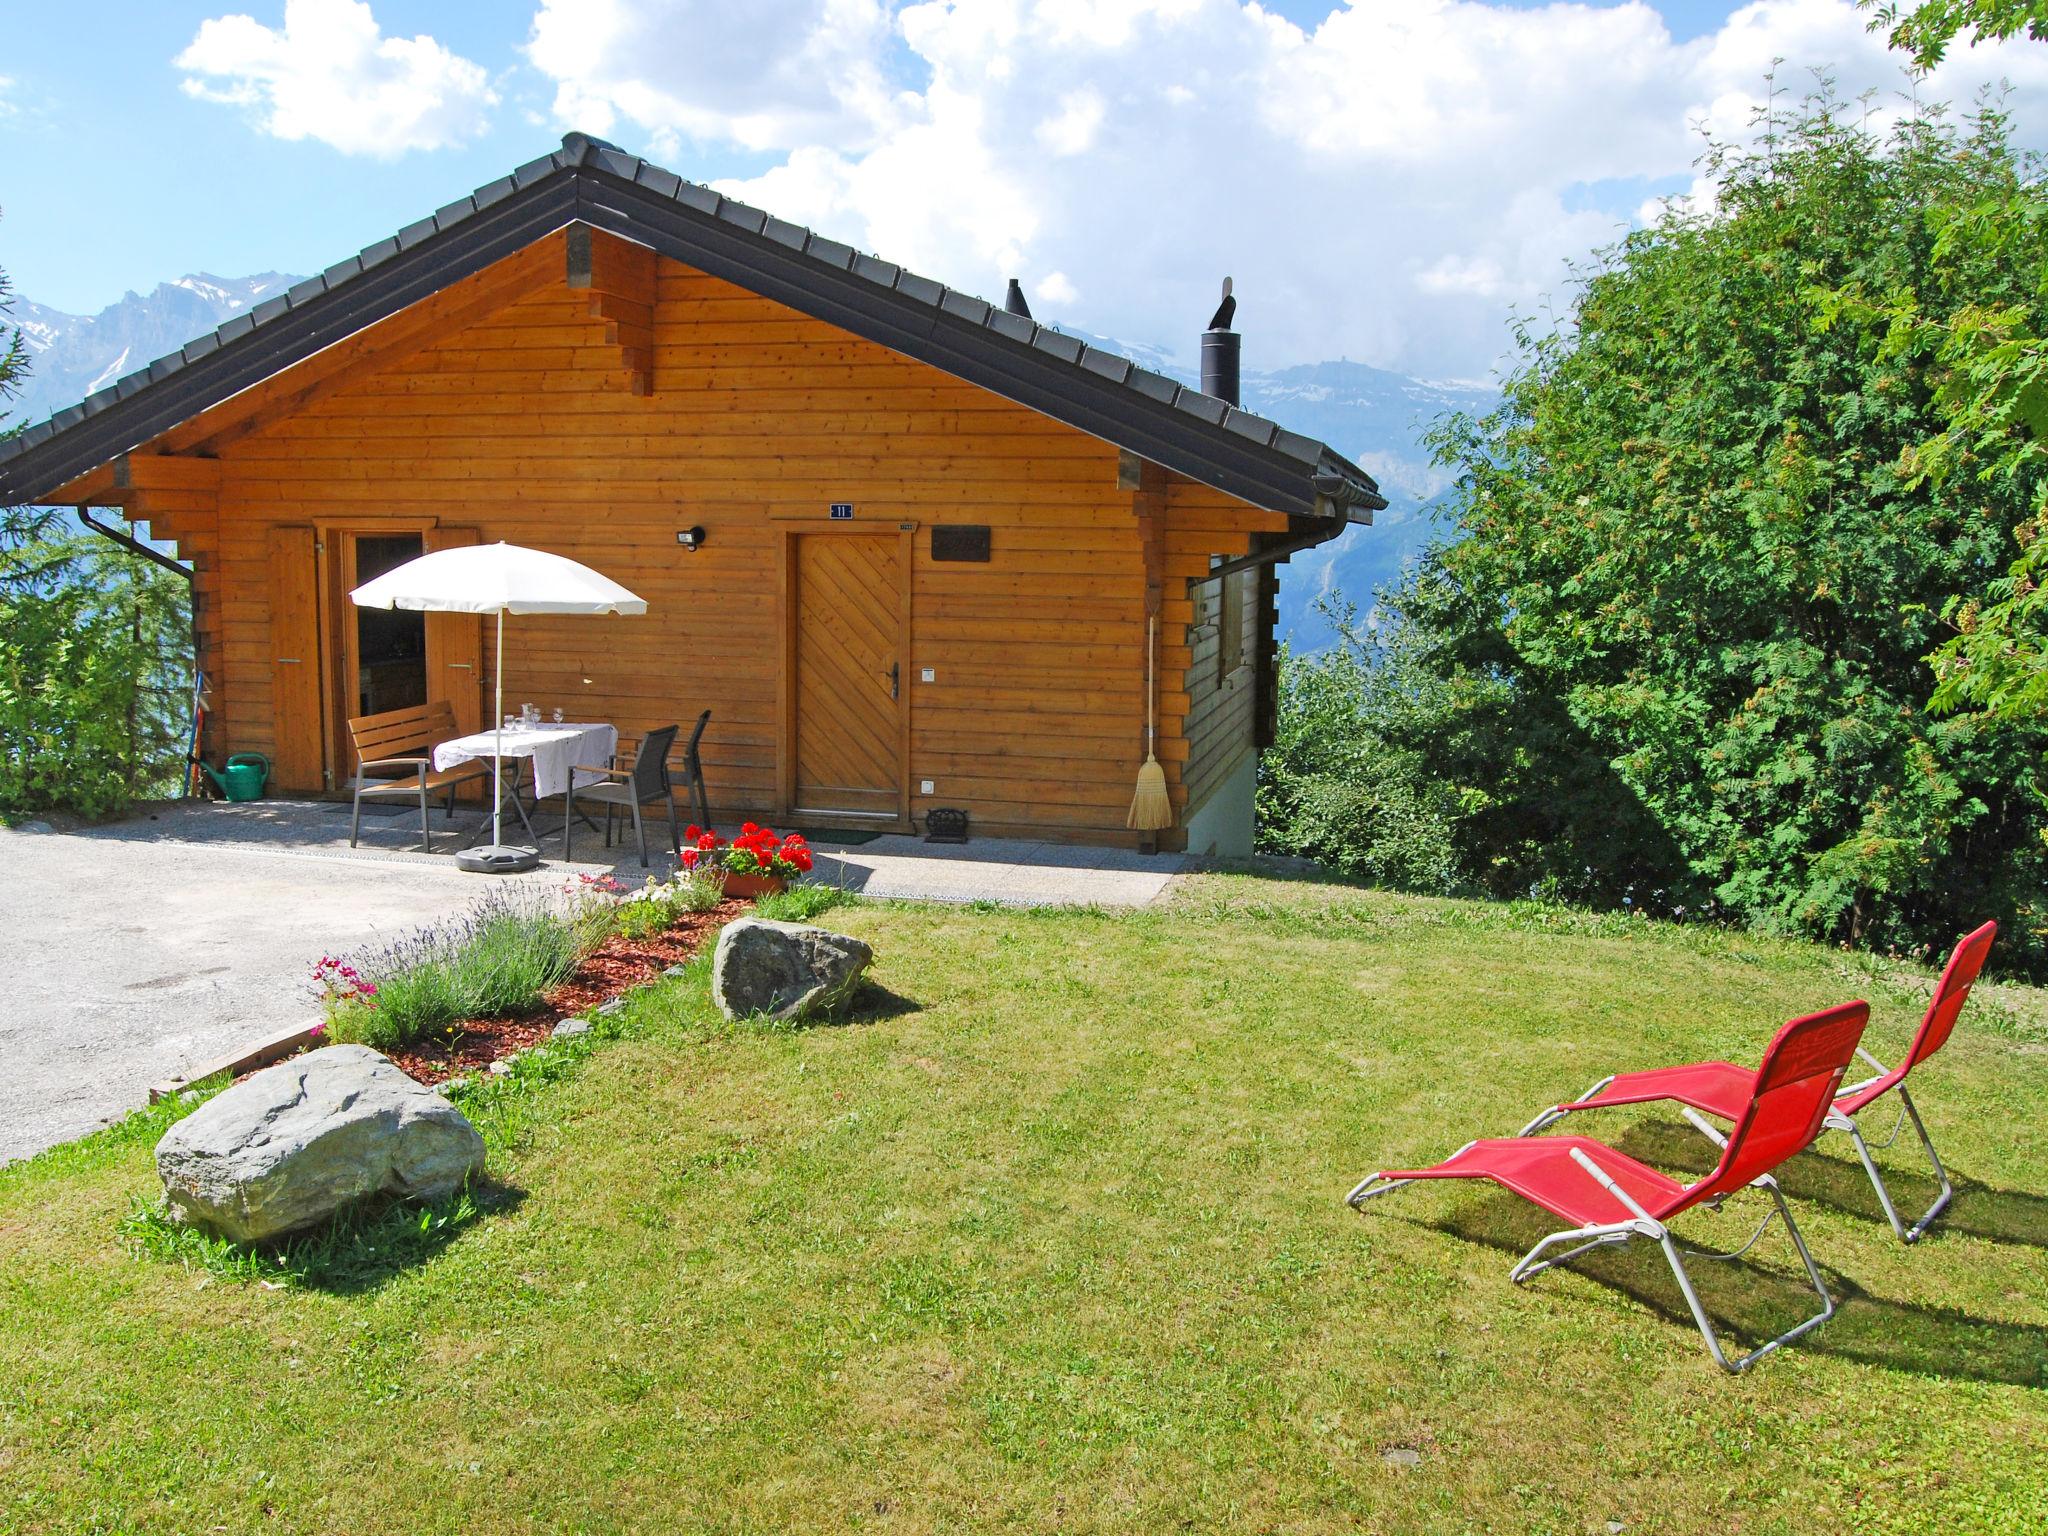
<box><xmin>379</xmin><ymin>897</ymin><xmax>751</xmax><ymax>1087</ymax></box>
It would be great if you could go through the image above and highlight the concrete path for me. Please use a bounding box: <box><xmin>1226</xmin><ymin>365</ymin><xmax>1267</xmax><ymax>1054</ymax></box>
<box><xmin>0</xmin><ymin>823</ymin><xmax>563</xmax><ymax>1166</ymax></box>
<box><xmin>808</xmin><ymin>835</ymin><xmax>1183</xmax><ymax>906</ymax></box>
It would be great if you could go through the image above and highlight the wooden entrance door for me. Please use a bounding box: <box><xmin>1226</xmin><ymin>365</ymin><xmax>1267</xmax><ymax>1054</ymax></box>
<box><xmin>791</xmin><ymin>534</ymin><xmax>905</xmax><ymax>819</ymax></box>
<box><xmin>267</xmin><ymin>526</ymin><xmax>325</xmax><ymax>792</ymax></box>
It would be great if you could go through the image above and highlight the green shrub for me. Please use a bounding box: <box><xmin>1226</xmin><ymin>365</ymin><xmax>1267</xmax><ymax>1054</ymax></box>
<box><xmin>613</xmin><ymin>869</ymin><xmax>725</xmax><ymax>938</ymax></box>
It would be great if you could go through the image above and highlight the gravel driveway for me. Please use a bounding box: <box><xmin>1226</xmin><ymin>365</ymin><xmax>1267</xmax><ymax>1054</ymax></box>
<box><xmin>0</xmin><ymin>822</ymin><xmax>552</xmax><ymax>1165</ymax></box>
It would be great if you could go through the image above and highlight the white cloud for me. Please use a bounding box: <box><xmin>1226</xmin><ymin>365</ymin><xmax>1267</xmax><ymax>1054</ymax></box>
<box><xmin>1036</xmin><ymin>271</ymin><xmax>1079</xmax><ymax>304</ymax></box>
<box><xmin>176</xmin><ymin>0</ymin><xmax>497</xmax><ymax>157</ymax></box>
<box><xmin>521</xmin><ymin>0</ymin><xmax>2048</xmax><ymax>376</ymax></box>
<box><xmin>525</xmin><ymin>0</ymin><xmax>904</xmax><ymax>154</ymax></box>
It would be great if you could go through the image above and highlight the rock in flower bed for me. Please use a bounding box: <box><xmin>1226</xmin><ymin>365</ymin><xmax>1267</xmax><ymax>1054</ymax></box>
<box><xmin>712</xmin><ymin>916</ymin><xmax>873</xmax><ymax>1023</ymax></box>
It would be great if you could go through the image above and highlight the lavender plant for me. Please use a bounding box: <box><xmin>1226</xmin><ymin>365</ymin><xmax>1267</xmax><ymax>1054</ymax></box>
<box><xmin>319</xmin><ymin>887</ymin><xmax>607</xmax><ymax>1050</ymax></box>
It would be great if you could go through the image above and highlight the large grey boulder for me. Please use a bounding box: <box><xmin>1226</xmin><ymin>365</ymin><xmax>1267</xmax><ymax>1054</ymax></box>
<box><xmin>155</xmin><ymin>1044</ymin><xmax>485</xmax><ymax>1243</ymax></box>
<box><xmin>712</xmin><ymin>917</ymin><xmax>873</xmax><ymax>1023</ymax></box>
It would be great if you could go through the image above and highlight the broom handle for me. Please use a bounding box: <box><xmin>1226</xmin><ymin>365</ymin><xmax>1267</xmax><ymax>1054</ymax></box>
<box><xmin>1147</xmin><ymin>615</ymin><xmax>1156</xmax><ymax>749</ymax></box>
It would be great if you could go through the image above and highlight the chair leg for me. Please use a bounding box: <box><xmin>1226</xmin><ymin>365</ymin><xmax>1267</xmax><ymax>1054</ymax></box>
<box><xmin>666</xmin><ymin>791</ymin><xmax>681</xmax><ymax>858</ymax></box>
<box><xmin>630</xmin><ymin>799</ymin><xmax>649</xmax><ymax>868</ymax></box>
<box><xmin>1517</xmin><ymin>1075</ymin><xmax>1615</xmax><ymax>1138</ymax></box>
<box><xmin>1837</xmin><ymin>1090</ymin><xmax>1954</xmax><ymax>1244</ymax></box>
<box><xmin>1655</xmin><ymin>1182</ymin><xmax>1834</xmax><ymax>1375</ymax></box>
<box><xmin>604</xmin><ymin>805</ymin><xmax>615</xmax><ymax>849</ymax></box>
<box><xmin>350</xmin><ymin>785</ymin><xmax>365</xmax><ymax>848</ymax></box>
<box><xmin>418</xmin><ymin>782</ymin><xmax>433</xmax><ymax>855</ymax></box>
<box><xmin>563</xmin><ymin>783</ymin><xmax>575</xmax><ymax>863</ymax></box>
<box><xmin>691</xmin><ymin>763</ymin><xmax>709</xmax><ymax>832</ymax></box>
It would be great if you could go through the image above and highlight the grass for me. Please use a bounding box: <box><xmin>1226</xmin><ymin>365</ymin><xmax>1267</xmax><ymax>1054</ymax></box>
<box><xmin>3</xmin><ymin>873</ymin><xmax>2046</xmax><ymax>1532</ymax></box>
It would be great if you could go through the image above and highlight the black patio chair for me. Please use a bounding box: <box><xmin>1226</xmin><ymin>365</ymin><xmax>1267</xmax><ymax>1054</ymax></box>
<box><xmin>564</xmin><ymin>723</ymin><xmax>680</xmax><ymax>868</ymax></box>
<box><xmin>673</xmin><ymin>709</ymin><xmax>712</xmax><ymax>831</ymax></box>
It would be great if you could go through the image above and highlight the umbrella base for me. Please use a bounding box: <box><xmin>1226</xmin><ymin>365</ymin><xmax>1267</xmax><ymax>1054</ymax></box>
<box><xmin>457</xmin><ymin>844</ymin><xmax>541</xmax><ymax>874</ymax></box>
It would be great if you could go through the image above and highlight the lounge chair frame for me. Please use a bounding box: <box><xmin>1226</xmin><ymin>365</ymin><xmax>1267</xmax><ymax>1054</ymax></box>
<box><xmin>1347</xmin><ymin>1000</ymin><xmax>1869</xmax><ymax>1374</ymax></box>
<box><xmin>1524</xmin><ymin>922</ymin><xmax>1994</xmax><ymax>1245</ymax></box>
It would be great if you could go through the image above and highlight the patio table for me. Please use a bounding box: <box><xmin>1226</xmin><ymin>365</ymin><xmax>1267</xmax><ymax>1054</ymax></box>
<box><xmin>434</xmin><ymin>722</ymin><xmax>618</xmax><ymax>849</ymax></box>
<box><xmin>434</xmin><ymin>721</ymin><xmax>618</xmax><ymax>801</ymax></box>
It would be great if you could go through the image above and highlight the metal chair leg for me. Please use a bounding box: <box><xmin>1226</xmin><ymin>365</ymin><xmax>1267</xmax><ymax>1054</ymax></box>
<box><xmin>1837</xmin><ymin>1090</ymin><xmax>1954</xmax><ymax>1244</ymax></box>
<box><xmin>630</xmin><ymin>799</ymin><xmax>649</xmax><ymax>867</ymax></box>
<box><xmin>1656</xmin><ymin>1182</ymin><xmax>1834</xmax><ymax>1374</ymax></box>
<box><xmin>418</xmin><ymin>781</ymin><xmax>433</xmax><ymax>854</ymax></box>
<box><xmin>563</xmin><ymin>782</ymin><xmax>576</xmax><ymax>862</ymax></box>
<box><xmin>350</xmin><ymin>785</ymin><xmax>365</xmax><ymax>848</ymax></box>
<box><xmin>666</xmin><ymin>791</ymin><xmax>681</xmax><ymax>857</ymax></box>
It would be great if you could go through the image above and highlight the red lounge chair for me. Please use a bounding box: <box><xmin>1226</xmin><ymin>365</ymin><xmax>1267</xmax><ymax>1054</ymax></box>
<box><xmin>1347</xmin><ymin>1001</ymin><xmax>1870</xmax><ymax>1373</ymax></box>
<box><xmin>1525</xmin><ymin>922</ymin><xmax>1996</xmax><ymax>1244</ymax></box>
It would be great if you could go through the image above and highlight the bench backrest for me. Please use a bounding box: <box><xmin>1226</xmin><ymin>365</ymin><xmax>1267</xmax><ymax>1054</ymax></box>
<box><xmin>348</xmin><ymin>700</ymin><xmax>460</xmax><ymax>767</ymax></box>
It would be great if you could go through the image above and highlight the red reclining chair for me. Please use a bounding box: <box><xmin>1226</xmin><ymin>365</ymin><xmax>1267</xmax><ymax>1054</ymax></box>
<box><xmin>1347</xmin><ymin>1001</ymin><xmax>1869</xmax><ymax>1373</ymax></box>
<box><xmin>1524</xmin><ymin>922</ymin><xmax>1995</xmax><ymax>1244</ymax></box>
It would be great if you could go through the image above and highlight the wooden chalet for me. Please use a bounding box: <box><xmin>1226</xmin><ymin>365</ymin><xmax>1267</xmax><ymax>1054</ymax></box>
<box><xmin>0</xmin><ymin>134</ymin><xmax>1382</xmax><ymax>853</ymax></box>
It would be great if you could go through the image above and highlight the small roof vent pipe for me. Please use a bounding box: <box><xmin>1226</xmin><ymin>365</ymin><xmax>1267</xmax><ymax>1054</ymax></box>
<box><xmin>1201</xmin><ymin>276</ymin><xmax>1239</xmax><ymax>407</ymax></box>
<box><xmin>1004</xmin><ymin>278</ymin><xmax>1033</xmax><ymax>319</ymax></box>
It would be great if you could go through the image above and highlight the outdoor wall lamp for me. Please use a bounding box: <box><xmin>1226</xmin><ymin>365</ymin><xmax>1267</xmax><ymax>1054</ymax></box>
<box><xmin>675</xmin><ymin>526</ymin><xmax>707</xmax><ymax>551</ymax></box>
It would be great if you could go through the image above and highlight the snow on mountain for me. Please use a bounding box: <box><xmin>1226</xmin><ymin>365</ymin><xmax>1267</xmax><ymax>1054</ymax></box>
<box><xmin>4</xmin><ymin>272</ymin><xmax>303</xmax><ymax>429</ymax></box>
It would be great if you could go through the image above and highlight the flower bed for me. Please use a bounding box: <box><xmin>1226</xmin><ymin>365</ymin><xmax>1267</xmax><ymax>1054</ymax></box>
<box><xmin>312</xmin><ymin>869</ymin><xmax>741</xmax><ymax>1087</ymax></box>
<box><xmin>382</xmin><ymin>897</ymin><xmax>748</xmax><ymax>1085</ymax></box>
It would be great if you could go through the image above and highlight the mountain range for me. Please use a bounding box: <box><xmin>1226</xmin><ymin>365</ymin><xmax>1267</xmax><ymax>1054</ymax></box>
<box><xmin>4</xmin><ymin>277</ymin><xmax>1492</xmax><ymax>649</ymax></box>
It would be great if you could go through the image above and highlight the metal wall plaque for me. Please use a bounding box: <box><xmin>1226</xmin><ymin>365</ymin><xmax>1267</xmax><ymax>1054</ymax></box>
<box><xmin>829</xmin><ymin>502</ymin><xmax>855</xmax><ymax>519</ymax></box>
<box><xmin>931</xmin><ymin>524</ymin><xmax>991</xmax><ymax>562</ymax></box>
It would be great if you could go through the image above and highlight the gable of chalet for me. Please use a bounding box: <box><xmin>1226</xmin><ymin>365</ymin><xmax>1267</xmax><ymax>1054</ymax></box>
<box><xmin>0</xmin><ymin>134</ymin><xmax>1383</xmax><ymax>529</ymax></box>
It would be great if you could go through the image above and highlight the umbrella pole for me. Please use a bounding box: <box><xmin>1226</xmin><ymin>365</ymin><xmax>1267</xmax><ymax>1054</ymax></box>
<box><xmin>492</xmin><ymin>606</ymin><xmax>505</xmax><ymax>851</ymax></box>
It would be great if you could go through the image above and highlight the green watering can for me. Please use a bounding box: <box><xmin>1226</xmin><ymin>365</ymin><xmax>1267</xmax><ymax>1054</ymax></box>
<box><xmin>197</xmin><ymin>752</ymin><xmax>270</xmax><ymax>803</ymax></box>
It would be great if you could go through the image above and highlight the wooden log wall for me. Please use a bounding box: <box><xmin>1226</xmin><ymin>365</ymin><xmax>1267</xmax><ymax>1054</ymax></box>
<box><xmin>58</xmin><ymin>230</ymin><xmax>1290</xmax><ymax>847</ymax></box>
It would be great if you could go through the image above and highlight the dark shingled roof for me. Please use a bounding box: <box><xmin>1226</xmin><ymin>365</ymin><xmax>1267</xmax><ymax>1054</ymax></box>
<box><xmin>0</xmin><ymin>133</ymin><xmax>1384</xmax><ymax>522</ymax></box>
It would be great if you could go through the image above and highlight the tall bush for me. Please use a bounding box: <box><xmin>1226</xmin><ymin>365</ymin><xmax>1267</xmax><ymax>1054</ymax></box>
<box><xmin>0</xmin><ymin>253</ymin><xmax>194</xmax><ymax>820</ymax></box>
<box><xmin>1361</xmin><ymin>92</ymin><xmax>2048</xmax><ymax>965</ymax></box>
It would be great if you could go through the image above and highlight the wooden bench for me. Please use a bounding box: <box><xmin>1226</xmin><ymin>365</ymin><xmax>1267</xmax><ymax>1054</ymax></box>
<box><xmin>346</xmin><ymin>700</ymin><xmax>490</xmax><ymax>853</ymax></box>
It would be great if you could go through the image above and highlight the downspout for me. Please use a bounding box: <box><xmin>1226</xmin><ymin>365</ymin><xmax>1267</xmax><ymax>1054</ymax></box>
<box><xmin>76</xmin><ymin>505</ymin><xmax>194</xmax><ymax>582</ymax></box>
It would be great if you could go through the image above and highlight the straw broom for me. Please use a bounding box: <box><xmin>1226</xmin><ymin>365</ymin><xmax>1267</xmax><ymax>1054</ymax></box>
<box><xmin>1128</xmin><ymin>614</ymin><xmax>1173</xmax><ymax>831</ymax></box>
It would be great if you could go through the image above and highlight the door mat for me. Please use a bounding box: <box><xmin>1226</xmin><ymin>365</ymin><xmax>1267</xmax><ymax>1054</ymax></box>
<box><xmin>796</xmin><ymin>828</ymin><xmax>884</xmax><ymax>846</ymax></box>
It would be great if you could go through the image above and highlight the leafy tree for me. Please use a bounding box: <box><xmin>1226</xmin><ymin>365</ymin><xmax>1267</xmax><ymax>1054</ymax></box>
<box><xmin>0</xmin><ymin>249</ymin><xmax>195</xmax><ymax>820</ymax></box>
<box><xmin>1865</xmin><ymin>0</ymin><xmax>2048</xmax><ymax>70</ymax></box>
<box><xmin>1415</xmin><ymin>91</ymin><xmax>2048</xmax><ymax>964</ymax></box>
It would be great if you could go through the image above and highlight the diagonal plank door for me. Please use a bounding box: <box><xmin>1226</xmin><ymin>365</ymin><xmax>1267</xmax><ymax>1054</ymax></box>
<box><xmin>794</xmin><ymin>534</ymin><xmax>903</xmax><ymax>817</ymax></box>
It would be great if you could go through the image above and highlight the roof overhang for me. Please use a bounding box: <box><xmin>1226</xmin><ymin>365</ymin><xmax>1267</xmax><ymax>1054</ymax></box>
<box><xmin>0</xmin><ymin>135</ymin><xmax>1385</xmax><ymax>522</ymax></box>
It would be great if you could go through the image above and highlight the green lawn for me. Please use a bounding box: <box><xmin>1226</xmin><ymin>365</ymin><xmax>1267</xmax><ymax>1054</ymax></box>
<box><xmin>3</xmin><ymin>876</ymin><xmax>2045</xmax><ymax>1533</ymax></box>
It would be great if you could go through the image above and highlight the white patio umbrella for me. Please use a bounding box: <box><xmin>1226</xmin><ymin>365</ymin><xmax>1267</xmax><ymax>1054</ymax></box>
<box><xmin>351</xmin><ymin>542</ymin><xmax>646</xmax><ymax>872</ymax></box>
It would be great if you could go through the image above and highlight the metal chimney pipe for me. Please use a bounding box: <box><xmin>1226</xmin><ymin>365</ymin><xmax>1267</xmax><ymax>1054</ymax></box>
<box><xmin>1201</xmin><ymin>276</ymin><xmax>1239</xmax><ymax>406</ymax></box>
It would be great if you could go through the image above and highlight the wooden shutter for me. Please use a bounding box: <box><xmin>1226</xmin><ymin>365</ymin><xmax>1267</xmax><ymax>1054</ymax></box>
<box><xmin>423</xmin><ymin>526</ymin><xmax>483</xmax><ymax>735</ymax></box>
<box><xmin>1218</xmin><ymin>570</ymin><xmax>1246</xmax><ymax>683</ymax></box>
<box><xmin>265</xmin><ymin>525</ymin><xmax>324</xmax><ymax>792</ymax></box>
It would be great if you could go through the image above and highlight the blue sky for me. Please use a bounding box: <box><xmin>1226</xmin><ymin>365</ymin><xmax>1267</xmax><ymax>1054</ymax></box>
<box><xmin>2</xmin><ymin>0</ymin><xmax>2039</xmax><ymax>376</ymax></box>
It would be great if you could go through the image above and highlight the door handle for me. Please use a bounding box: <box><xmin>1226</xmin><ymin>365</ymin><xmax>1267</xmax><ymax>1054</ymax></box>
<box><xmin>447</xmin><ymin>662</ymin><xmax>473</xmax><ymax>670</ymax></box>
<box><xmin>277</xmin><ymin>657</ymin><xmax>303</xmax><ymax>665</ymax></box>
<box><xmin>889</xmin><ymin>662</ymin><xmax>899</xmax><ymax>700</ymax></box>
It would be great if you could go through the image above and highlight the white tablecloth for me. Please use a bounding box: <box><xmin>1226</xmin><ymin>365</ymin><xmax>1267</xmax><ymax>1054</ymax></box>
<box><xmin>434</xmin><ymin>722</ymin><xmax>618</xmax><ymax>800</ymax></box>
